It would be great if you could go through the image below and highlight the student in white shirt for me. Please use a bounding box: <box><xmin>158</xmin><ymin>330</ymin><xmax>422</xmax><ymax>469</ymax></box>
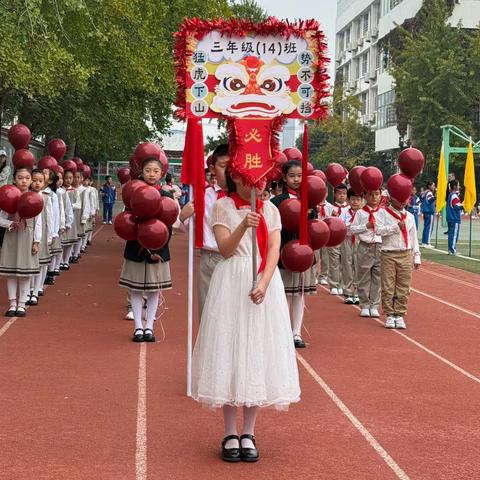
<box><xmin>376</xmin><ymin>196</ymin><xmax>421</xmax><ymax>329</ymax></box>
<box><xmin>316</xmin><ymin>199</ymin><xmax>332</xmax><ymax>285</ymax></box>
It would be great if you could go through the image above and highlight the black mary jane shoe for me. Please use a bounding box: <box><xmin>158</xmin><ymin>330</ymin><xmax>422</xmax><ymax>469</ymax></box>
<box><xmin>143</xmin><ymin>329</ymin><xmax>156</xmax><ymax>343</ymax></box>
<box><xmin>5</xmin><ymin>307</ymin><xmax>17</xmax><ymax>317</ymax></box>
<box><xmin>132</xmin><ymin>328</ymin><xmax>144</xmax><ymax>343</ymax></box>
<box><xmin>221</xmin><ymin>435</ymin><xmax>241</xmax><ymax>462</ymax></box>
<box><xmin>44</xmin><ymin>274</ymin><xmax>55</xmax><ymax>285</ymax></box>
<box><xmin>15</xmin><ymin>307</ymin><xmax>26</xmax><ymax>318</ymax></box>
<box><xmin>293</xmin><ymin>335</ymin><xmax>306</xmax><ymax>349</ymax></box>
<box><xmin>59</xmin><ymin>263</ymin><xmax>68</xmax><ymax>271</ymax></box>
<box><xmin>53</xmin><ymin>270</ymin><xmax>61</xmax><ymax>276</ymax></box>
<box><xmin>38</xmin><ymin>289</ymin><xmax>44</xmax><ymax>297</ymax></box>
<box><xmin>240</xmin><ymin>434</ymin><xmax>259</xmax><ymax>462</ymax></box>
<box><xmin>70</xmin><ymin>256</ymin><xmax>79</xmax><ymax>264</ymax></box>
<box><xmin>29</xmin><ymin>295</ymin><xmax>39</xmax><ymax>306</ymax></box>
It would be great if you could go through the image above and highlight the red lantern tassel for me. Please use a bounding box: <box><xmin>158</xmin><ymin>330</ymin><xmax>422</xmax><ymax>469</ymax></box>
<box><xmin>299</xmin><ymin>121</ymin><xmax>309</xmax><ymax>245</ymax></box>
<box><xmin>194</xmin><ymin>120</ymin><xmax>205</xmax><ymax>248</ymax></box>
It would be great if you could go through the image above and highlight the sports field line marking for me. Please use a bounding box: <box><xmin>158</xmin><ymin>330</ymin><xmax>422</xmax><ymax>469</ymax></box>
<box><xmin>428</xmin><ymin>246</ymin><xmax>480</xmax><ymax>262</ymax></box>
<box><xmin>319</xmin><ymin>286</ymin><xmax>480</xmax><ymax>386</ymax></box>
<box><xmin>297</xmin><ymin>353</ymin><xmax>411</xmax><ymax>480</ymax></box>
<box><xmin>0</xmin><ymin>225</ymin><xmax>105</xmax><ymax>340</ymax></box>
<box><xmin>136</xmin><ymin>343</ymin><xmax>147</xmax><ymax>480</ymax></box>
<box><xmin>410</xmin><ymin>288</ymin><xmax>480</xmax><ymax>319</ymax></box>
<box><xmin>418</xmin><ymin>268</ymin><xmax>480</xmax><ymax>290</ymax></box>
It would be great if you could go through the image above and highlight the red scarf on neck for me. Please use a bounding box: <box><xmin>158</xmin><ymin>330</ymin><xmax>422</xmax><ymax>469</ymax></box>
<box><xmin>229</xmin><ymin>193</ymin><xmax>268</xmax><ymax>274</ymax></box>
<box><xmin>318</xmin><ymin>203</ymin><xmax>326</xmax><ymax>218</ymax></box>
<box><xmin>286</xmin><ymin>187</ymin><xmax>299</xmax><ymax>198</ymax></box>
<box><xmin>362</xmin><ymin>205</ymin><xmax>380</xmax><ymax>228</ymax></box>
<box><xmin>334</xmin><ymin>202</ymin><xmax>345</xmax><ymax>216</ymax></box>
<box><xmin>385</xmin><ymin>207</ymin><xmax>409</xmax><ymax>247</ymax></box>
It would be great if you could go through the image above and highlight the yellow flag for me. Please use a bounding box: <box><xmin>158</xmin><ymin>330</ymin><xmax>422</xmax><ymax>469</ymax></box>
<box><xmin>436</xmin><ymin>143</ymin><xmax>447</xmax><ymax>213</ymax></box>
<box><xmin>463</xmin><ymin>142</ymin><xmax>476</xmax><ymax>214</ymax></box>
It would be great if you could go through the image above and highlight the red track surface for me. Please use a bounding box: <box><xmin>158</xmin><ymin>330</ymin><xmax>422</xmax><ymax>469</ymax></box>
<box><xmin>1</xmin><ymin>226</ymin><xmax>479</xmax><ymax>479</ymax></box>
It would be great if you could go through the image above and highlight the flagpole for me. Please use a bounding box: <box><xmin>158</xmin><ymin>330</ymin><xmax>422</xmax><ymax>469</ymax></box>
<box><xmin>469</xmin><ymin>212</ymin><xmax>473</xmax><ymax>258</ymax></box>
<box><xmin>251</xmin><ymin>186</ymin><xmax>257</xmax><ymax>289</ymax></box>
<box><xmin>435</xmin><ymin>212</ymin><xmax>439</xmax><ymax>249</ymax></box>
<box><xmin>186</xmin><ymin>184</ymin><xmax>194</xmax><ymax>397</ymax></box>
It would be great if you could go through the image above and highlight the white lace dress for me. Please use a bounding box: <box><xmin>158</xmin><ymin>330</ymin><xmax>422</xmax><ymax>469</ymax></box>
<box><xmin>192</xmin><ymin>197</ymin><xmax>301</xmax><ymax>410</ymax></box>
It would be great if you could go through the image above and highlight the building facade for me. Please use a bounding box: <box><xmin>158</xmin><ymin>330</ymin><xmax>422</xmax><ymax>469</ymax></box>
<box><xmin>335</xmin><ymin>0</ymin><xmax>480</xmax><ymax>153</ymax></box>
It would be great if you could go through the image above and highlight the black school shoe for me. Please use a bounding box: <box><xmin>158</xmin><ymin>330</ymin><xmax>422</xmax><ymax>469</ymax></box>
<box><xmin>240</xmin><ymin>434</ymin><xmax>259</xmax><ymax>462</ymax></box>
<box><xmin>70</xmin><ymin>256</ymin><xmax>79</xmax><ymax>264</ymax></box>
<box><xmin>293</xmin><ymin>335</ymin><xmax>306</xmax><ymax>348</ymax></box>
<box><xmin>132</xmin><ymin>328</ymin><xmax>144</xmax><ymax>342</ymax></box>
<box><xmin>221</xmin><ymin>435</ymin><xmax>241</xmax><ymax>462</ymax></box>
<box><xmin>44</xmin><ymin>274</ymin><xmax>55</xmax><ymax>285</ymax></box>
<box><xmin>15</xmin><ymin>307</ymin><xmax>26</xmax><ymax>317</ymax></box>
<box><xmin>143</xmin><ymin>329</ymin><xmax>156</xmax><ymax>342</ymax></box>
<box><xmin>59</xmin><ymin>263</ymin><xmax>69</xmax><ymax>271</ymax></box>
<box><xmin>5</xmin><ymin>307</ymin><xmax>17</xmax><ymax>317</ymax></box>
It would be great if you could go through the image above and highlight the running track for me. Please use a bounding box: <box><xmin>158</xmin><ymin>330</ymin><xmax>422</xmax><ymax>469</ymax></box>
<box><xmin>0</xmin><ymin>225</ymin><xmax>479</xmax><ymax>479</ymax></box>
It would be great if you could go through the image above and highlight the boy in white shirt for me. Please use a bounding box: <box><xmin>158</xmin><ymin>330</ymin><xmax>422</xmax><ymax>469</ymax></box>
<box><xmin>349</xmin><ymin>189</ymin><xmax>383</xmax><ymax>318</ymax></box>
<box><xmin>376</xmin><ymin>196</ymin><xmax>421</xmax><ymax>329</ymax></box>
<box><xmin>316</xmin><ymin>199</ymin><xmax>332</xmax><ymax>285</ymax></box>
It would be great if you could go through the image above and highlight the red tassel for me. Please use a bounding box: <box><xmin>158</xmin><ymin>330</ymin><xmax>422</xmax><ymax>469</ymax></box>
<box><xmin>194</xmin><ymin>120</ymin><xmax>205</xmax><ymax>248</ymax></box>
<box><xmin>299</xmin><ymin>121</ymin><xmax>309</xmax><ymax>245</ymax></box>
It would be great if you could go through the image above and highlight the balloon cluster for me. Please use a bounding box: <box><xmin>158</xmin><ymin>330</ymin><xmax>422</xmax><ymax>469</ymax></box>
<box><xmin>129</xmin><ymin>142</ymin><xmax>168</xmax><ymax>180</ymax></box>
<box><xmin>114</xmin><ymin>181</ymin><xmax>178</xmax><ymax>251</ymax></box>
<box><xmin>0</xmin><ymin>185</ymin><xmax>43</xmax><ymax>219</ymax></box>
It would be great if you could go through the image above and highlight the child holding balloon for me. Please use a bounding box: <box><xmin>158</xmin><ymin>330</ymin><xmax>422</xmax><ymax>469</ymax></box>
<box><xmin>271</xmin><ymin>159</ymin><xmax>317</xmax><ymax>349</ymax></box>
<box><xmin>0</xmin><ymin>168</ymin><xmax>42</xmax><ymax>317</ymax></box>
<box><xmin>118</xmin><ymin>158</ymin><xmax>174</xmax><ymax>342</ymax></box>
<box><xmin>71</xmin><ymin>169</ymin><xmax>91</xmax><ymax>262</ymax></box>
<box><xmin>61</xmin><ymin>169</ymin><xmax>78</xmax><ymax>269</ymax></box>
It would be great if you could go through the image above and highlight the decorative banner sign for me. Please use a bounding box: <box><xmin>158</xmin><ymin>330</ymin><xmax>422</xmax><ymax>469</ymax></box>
<box><xmin>175</xmin><ymin>18</ymin><xmax>329</xmax><ymax>121</ymax></box>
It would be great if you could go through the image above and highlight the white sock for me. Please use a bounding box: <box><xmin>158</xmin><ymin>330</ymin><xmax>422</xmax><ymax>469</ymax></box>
<box><xmin>63</xmin><ymin>245</ymin><xmax>73</xmax><ymax>264</ymax></box>
<box><xmin>73</xmin><ymin>241</ymin><xmax>82</xmax><ymax>257</ymax></box>
<box><xmin>130</xmin><ymin>290</ymin><xmax>144</xmax><ymax>331</ymax></box>
<box><xmin>17</xmin><ymin>277</ymin><xmax>30</xmax><ymax>308</ymax></box>
<box><xmin>81</xmin><ymin>235</ymin><xmax>88</xmax><ymax>249</ymax></box>
<box><xmin>290</xmin><ymin>295</ymin><xmax>304</xmax><ymax>337</ymax></box>
<box><xmin>7</xmin><ymin>277</ymin><xmax>17</xmax><ymax>308</ymax></box>
<box><xmin>145</xmin><ymin>292</ymin><xmax>160</xmax><ymax>331</ymax></box>
<box><xmin>87</xmin><ymin>231</ymin><xmax>93</xmax><ymax>243</ymax></box>
<box><xmin>54</xmin><ymin>253</ymin><xmax>62</xmax><ymax>271</ymax></box>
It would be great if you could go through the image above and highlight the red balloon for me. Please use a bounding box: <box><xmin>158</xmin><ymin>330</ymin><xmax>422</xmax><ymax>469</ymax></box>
<box><xmin>278</xmin><ymin>198</ymin><xmax>301</xmax><ymax>232</ymax></box>
<box><xmin>130</xmin><ymin>185</ymin><xmax>161</xmax><ymax>220</ymax></box>
<box><xmin>82</xmin><ymin>165</ymin><xmax>92</xmax><ymax>179</ymax></box>
<box><xmin>360</xmin><ymin>167</ymin><xmax>383</xmax><ymax>192</ymax></box>
<box><xmin>73</xmin><ymin>157</ymin><xmax>84</xmax><ymax>167</ymax></box>
<box><xmin>324</xmin><ymin>217</ymin><xmax>347</xmax><ymax>247</ymax></box>
<box><xmin>398</xmin><ymin>148</ymin><xmax>425</xmax><ymax>179</ymax></box>
<box><xmin>122</xmin><ymin>180</ymin><xmax>147</xmax><ymax>209</ymax></box>
<box><xmin>47</xmin><ymin>138</ymin><xmax>67</xmax><ymax>161</ymax></box>
<box><xmin>137</xmin><ymin>219</ymin><xmax>169</xmax><ymax>251</ymax></box>
<box><xmin>387</xmin><ymin>173</ymin><xmax>413</xmax><ymax>205</ymax></box>
<box><xmin>308</xmin><ymin>219</ymin><xmax>330</xmax><ymax>250</ymax></box>
<box><xmin>158</xmin><ymin>150</ymin><xmax>169</xmax><ymax>178</ymax></box>
<box><xmin>38</xmin><ymin>156</ymin><xmax>58</xmax><ymax>171</ymax></box>
<box><xmin>307</xmin><ymin>176</ymin><xmax>327</xmax><ymax>208</ymax></box>
<box><xmin>156</xmin><ymin>196</ymin><xmax>179</xmax><ymax>227</ymax></box>
<box><xmin>17</xmin><ymin>192</ymin><xmax>43</xmax><ymax>219</ymax></box>
<box><xmin>131</xmin><ymin>143</ymin><xmax>169</xmax><ymax>178</ymax></box>
<box><xmin>114</xmin><ymin>211</ymin><xmax>138</xmax><ymax>241</ymax></box>
<box><xmin>283</xmin><ymin>147</ymin><xmax>302</xmax><ymax>161</ymax></box>
<box><xmin>281</xmin><ymin>240</ymin><xmax>314</xmax><ymax>273</ymax></box>
<box><xmin>273</xmin><ymin>151</ymin><xmax>288</xmax><ymax>167</ymax></box>
<box><xmin>8</xmin><ymin>124</ymin><xmax>31</xmax><ymax>150</ymax></box>
<box><xmin>349</xmin><ymin>166</ymin><xmax>367</xmax><ymax>195</ymax></box>
<box><xmin>62</xmin><ymin>160</ymin><xmax>78</xmax><ymax>174</ymax></box>
<box><xmin>325</xmin><ymin>163</ymin><xmax>346</xmax><ymax>187</ymax></box>
<box><xmin>12</xmin><ymin>149</ymin><xmax>35</xmax><ymax>170</ymax></box>
<box><xmin>307</xmin><ymin>162</ymin><xmax>314</xmax><ymax>175</ymax></box>
<box><xmin>53</xmin><ymin>165</ymin><xmax>64</xmax><ymax>176</ymax></box>
<box><xmin>0</xmin><ymin>185</ymin><xmax>21</xmax><ymax>214</ymax></box>
<box><xmin>311</xmin><ymin>170</ymin><xmax>327</xmax><ymax>183</ymax></box>
<box><xmin>117</xmin><ymin>167</ymin><xmax>131</xmax><ymax>185</ymax></box>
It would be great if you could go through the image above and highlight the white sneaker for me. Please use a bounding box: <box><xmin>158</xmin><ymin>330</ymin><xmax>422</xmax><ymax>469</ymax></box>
<box><xmin>370</xmin><ymin>308</ymin><xmax>380</xmax><ymax>318</ymax></box>
<box><xmin>320</xmin><ymin>278</ymin><xmax>329</xmax><ymax>285</ymax></box>
<box><xmin>395</xmin><ymin>317</ymin><xmax>406</xmax><ymax>329</ymax></box>
<box><xmin>125</xmin><ymin>311</ymin><xmax>134</xmax><ymax>320</ymax></box>
<box><xmin>424</xmin><ymin>244</ymin><xmax>434</xmax><ymax>249</ymax></box>
<box><xmin>330</xmin><ymin>288</ymin><xmax>339</xmax><ymax>295</ymax></box>
<box><xmin>103</xmin><ymin>221</ymin><xmax>107</xmax><ymax>224</ymax></box>
<box><xmin>384</xmin><ymin>316</ymin><xmax>396</xmax><ymax>328</ymax></box>
<box><xmin>337</xmin><ymin>288</ymin><xmax>343</xmax><ymax>295</ymax></box>
<box><xmin>360</xmin><ymin>308</ymin><xmax>370</xmax><ymax>317</ymax></box>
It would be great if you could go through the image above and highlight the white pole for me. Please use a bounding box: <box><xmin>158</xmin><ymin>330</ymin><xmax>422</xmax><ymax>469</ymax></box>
<box><xmin>251</xmin><ymin>187</ymin><xmax>257</xmax><ymax>289</ymax></box>
<box><xmin>186</xmin><ymin>184</ymin><xmax>194</xmax><ymax>397</ymax></box>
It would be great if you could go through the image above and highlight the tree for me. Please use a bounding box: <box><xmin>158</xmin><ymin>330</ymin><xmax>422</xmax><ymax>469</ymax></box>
<box><xmin>229</xmin><ymin>0</ymin><xmax>268</xmax><ymax>22</ymax></box>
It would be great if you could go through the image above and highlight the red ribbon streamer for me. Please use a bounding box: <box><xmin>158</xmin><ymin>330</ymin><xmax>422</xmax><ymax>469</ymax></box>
<box><xmin>193</xmin><ymin>120</ymin><xmax>205</xmax><ymax>248</ymax></box>
<box><xmin>230</xmin><ymin>192</ymin><xmax>268</xmax><ymax>274</ymax></box>
<box><xmin>299</xmin><ymin>121</ymin><xmax>309</xmax><ymax>245</ymax></box>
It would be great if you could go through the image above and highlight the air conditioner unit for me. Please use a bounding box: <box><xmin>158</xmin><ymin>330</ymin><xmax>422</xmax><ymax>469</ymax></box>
<box><xmin>351</xmin><ymin>40</ymin><xmax>359</xmax><ymax>50</ymax></box>
<box><xmin>368</xmin><ymin>70</ymin><xmax>377</xmax><ymax>81</ymax></box>
<box><xmin>367</xmin><ymin>113</ymin><xmax>376</xmax><ymax>124</ymax></box>
<box><xmin>371</xmin><ymin>27</ymin><xmax>379</xmax><ymax>38</ymax></box>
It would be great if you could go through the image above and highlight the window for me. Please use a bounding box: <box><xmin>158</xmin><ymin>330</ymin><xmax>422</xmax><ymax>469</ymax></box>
<box><xmin>339</xmin><ymin>33</ymin><xmax>345</xmax><ymax>52</ymax></box>
<box><xmin>345</xmin><ymin>27</ymin><xmax>351</xmax><ymax>45</ymax></box>
<box><xmin>362</xmin><ymin>14</ymin><xmax>369</xmax><ymax>36</ymax></box>
<box><xmin>344</xmin><ymin>63</ymin><xmax>350</xmax><ymax>82</ymax></box>
<box><xmin>354</xmin><ymin>59</ymin><xmax>360</xmax><ymax>80</ymax></box>
<box><xmin>390</xmin><ymin>0</ymin><xmax>403</xmax><ymax>9</ymax></box>
<box><xmin>375</xmin><ymin>47</ymin><xmax>381</xmax><ymax>70</ymax></box>
<box><xmin>360</xmin><ymin>92</ymin><xmax>368</xmax><ymax>115</ymax></box>
<box><xmin>361</xmin><ymin>53</ymin><xmax>369</xmax><ymax>76</ymax></box>
<box><xmin>377</xmin><ymin>90</ymin><xmax>397</xmax><ymax>129</ymax></box>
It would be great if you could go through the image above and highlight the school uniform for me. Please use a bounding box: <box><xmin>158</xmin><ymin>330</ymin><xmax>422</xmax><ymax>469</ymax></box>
<box><xmin>446</xmin><ymin>191</ymin><xmax>463</xmax><ymax>254</ymax></box>
<box><xmin>339</xmin><ymin>207</ymin><xmax>359</xmax><ymax>296</ymax></box>
<box><xmin>61</xmin><ymin>187</ymin><xmax>76</xmax><ymax>245</ymax></box>
<box><xmin>39</xmin><ymin>191</ymin><xmax>54</xmax><ymax>266</ymax></box>
<box><xmin>406</xmin><ymin>194</ymin><xmax>421</xmax><ymax>229</ymax></box>
<box><xmin>271</xmin><ymin>190</ymin><xmax>317</xmax><ymax>296</ymax></box>
<box><xmin>326</xmin><ymin>202</ymin><xmax>349</xmax><ymax>290</ymax></box>
<box><xmin>376</xmin><ymin>207</ymin><xmax>420</xmax><ymax>319</ymax></box>
<box><xmin>316</xmin><ymin>201</ymin><xmax>331</xmax><ymax>284</ymax></box>
<box><xmin>48</xmin><ymin>189</ymin><xmax>63</xmax><ymax>257</ymax></box>
<box><xmin>100</xmin><ymin>183</ymin><xmax>116</xmax><ymax>223</ymax></box>
<box><xmin>421</xmin><ymin>189</ymin><xmax>435</xmax><ymax>245</ymax></box>
<box><xmin>349</xmin><ymin>206</ymin><xmax>382</xmax><ymax>312</ymax></box>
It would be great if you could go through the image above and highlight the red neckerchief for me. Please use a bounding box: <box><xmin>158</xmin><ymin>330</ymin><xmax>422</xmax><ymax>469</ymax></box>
<box><xmin>362</xmin><ymin>205</ymin><xmax>380</xmax><ymax>228</ymax></box>
<box><xmin>208</xmin><ymin>185</ymin><xmax>226</xmax><ymax>199</ymax></box>
<box><xmin>318</xmin><ymin>203</ymin><xmax>326</xmax><ymax>218</ymax></box>
<box><xmin>385</xmin><ymin>207</ymin><xmax>408</xmax><ymax>247</ymax></box>
<box><xmin>286</xmin><ymin>187</ymin><xmax>299</xmax><ymax>198</ymax></box>
<box><xmin>349</xmin><ymin>208</ymin><xmax>357</xmax><ymax>244</ymax></box>
<box><xmin>334</xmin><ymin>202</ymin><xmax>345</xmax><ymax>216</ymax></box>
<box><xmin>230</xmin><ymin>192</ymin><xmax>268</xmax><ymax>274</ymax></box>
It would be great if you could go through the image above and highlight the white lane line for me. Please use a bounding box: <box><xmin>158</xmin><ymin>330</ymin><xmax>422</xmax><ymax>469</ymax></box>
<box><xmin>320</xmin><ymin>286</ymin><xmax>480</xmax><ymax>385</ymax></box>
<box><xmin>297</xmin><ymin>353</ymin><xmax>411</xmax><ymax>480</ymax></box>
<box><xmin>427</xmin><ymin>246</ymin><xmax>480</xmax><ymax>262</ymax></box>
<box><xmin>411</xmin><ymin>288</ymin><xmax>480</xmax><ymax>319</ymax></box>
<box><xmin>136</xmin><ymin>343</ymin><xmax>147</xmax><ymax>480</ymax></box>
<box><xmin>418</xmin><ymin>268</ymin><xmax>480</xmax><ymax>290</ymax></box>
<box><xmin>0</xmin><ymin>225</ymin><xmax>105</xmax><ymax>339</ymax></box>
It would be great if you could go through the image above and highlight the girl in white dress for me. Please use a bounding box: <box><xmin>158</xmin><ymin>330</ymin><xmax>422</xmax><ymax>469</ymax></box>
<box><xmin>192</xmin><ymin>173</ymin><xmax>300</xmax><ymax>463</ymax></box>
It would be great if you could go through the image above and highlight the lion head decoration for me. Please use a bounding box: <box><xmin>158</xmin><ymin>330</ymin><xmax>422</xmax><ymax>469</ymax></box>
<box><xmin>211</xmin><ymin>56</ymin><xmax>296</xmax><ymax>118</ymax></box>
